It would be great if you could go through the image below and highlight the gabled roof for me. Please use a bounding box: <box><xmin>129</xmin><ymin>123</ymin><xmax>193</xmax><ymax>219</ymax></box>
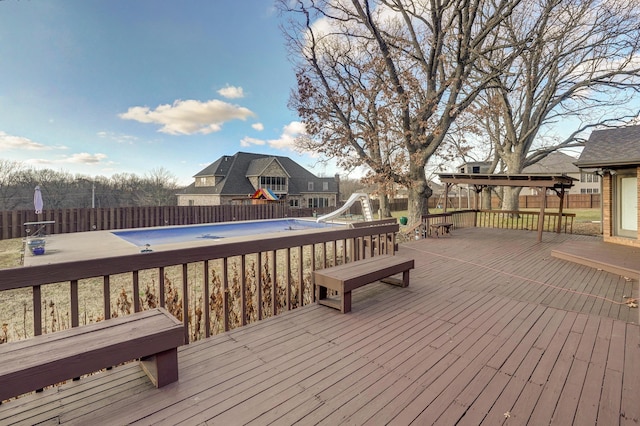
<box><xmin>576</xmin><ymin>125</ymin><xmax>640</xmax><ymax>168</ymax></box>
<box><xmin>246</xmin><ymin>157</ymin><xmax>290</xmax><ymax>178</ymax></box>
<box><xmin>193</xmin><ymin>155</ymin><xmax>234</xmax><ymax>177</ymax></box>
<box><xmin>181</xmin><ymin>152</ymin><xmax>337</xmax><ymax>196</ymax></box>
<box><xmin>523</xmin><ymin>152</ymin><xmax>580</xmax><ymax>174</ymax></box>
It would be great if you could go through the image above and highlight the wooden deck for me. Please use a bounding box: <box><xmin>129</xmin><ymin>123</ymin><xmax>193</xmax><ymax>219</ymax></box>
<box><xmin>2</xmin><ymin>228</ymin><xmax>638</xmax><ymax>425</ymax></box>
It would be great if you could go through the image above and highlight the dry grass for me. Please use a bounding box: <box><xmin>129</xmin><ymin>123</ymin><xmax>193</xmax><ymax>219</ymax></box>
<box><xmin>0</xmin><ymin>238</ymin><xmax>22</xmax><ymax>269</ymax></box>
<box><xmin>0</xmin><ymin>241</ymin><xmax>336</xmax><ymax>344</ymax></box>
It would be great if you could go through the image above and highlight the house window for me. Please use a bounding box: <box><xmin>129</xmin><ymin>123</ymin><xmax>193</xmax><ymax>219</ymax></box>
<box><xmin>289</xmin><ymin>199</ymin><xmax>299</xmax><ymax>207</ymax></box>
<box><xmin>323</xmin><ymin>182</ymin><xmax>329</xmax><ymax>191</ymax></box>
<box><xmin>580</xmin><ymin>172</ymin><xmax>599</xmax><ymax>183</ymax></box>
<box><xmin>472</xmin><ymin>166</ymin><xmax>480</xmax><ymax>173</ymax></box>
<box><xmin>260</xmin><ymin>176</ymin><xmax>287</xmax><ymax>192</ymax></box>
<box><xmin>308</xmin><ymin>197</ymin><xmax>329</xmax><ymax>208</ymax></box>
<box><xmin>308</xmin><ymin>182</ymin><xmax>314</xmax><ymax>191</ymax></box>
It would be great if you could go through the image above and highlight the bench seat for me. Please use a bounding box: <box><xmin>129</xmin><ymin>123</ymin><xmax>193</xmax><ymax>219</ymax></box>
<box><xmin>429</xmin><ymin>222</ymin><xmax>453</xmax><ymax>237</ymax></box>
<box><xmin>0</xmin><ymin>307</ymin><xmax>184</xmax><ymax>402</ymax></box>
<box><xmin>313</xmin><ymin>254</ymin><xmax>414</xmax><ymax>313</ymax></box>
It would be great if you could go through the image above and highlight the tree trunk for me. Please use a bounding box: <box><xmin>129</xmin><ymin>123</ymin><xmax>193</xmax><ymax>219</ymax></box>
<box><xmin>502</xmin><ymin>186</ymin><xmax>522</xmax><ymax>211</ymax></box>
<box><xmin>406</xmin><ymin>164</ymin><xmax>431</xmax><ymax>225</ymax></box>
<box><xmin>481</xmin><ymin>187</ymin><xmax>493</xmax><ymax>209</ymax></box>
<box><xmin>378</xmin><ymin>193</ymin><xmax>392</xmax><ymax>218</ymax></box>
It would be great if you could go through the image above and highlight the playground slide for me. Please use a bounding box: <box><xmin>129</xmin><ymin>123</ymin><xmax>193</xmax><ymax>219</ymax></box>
<box><xmin>316</xmin><ymin>193</ymin><xmax>373</xmax><ymax>223</ymax></box>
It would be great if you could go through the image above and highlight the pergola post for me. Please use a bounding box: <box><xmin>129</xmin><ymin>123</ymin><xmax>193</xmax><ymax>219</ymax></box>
<box><xmin>537</xmin><ymin>187</ymin><xmax>546</xmax><ymax>242</ymax></box>
<box><xmin>556</xmin><ymin>187</ymin><xmax>566</xmax><ymax>233</ymax></box>
<box><xmin>444</xmin><ymin>183</ymin><xmax>450</xmax><ymax>213</ymax></box>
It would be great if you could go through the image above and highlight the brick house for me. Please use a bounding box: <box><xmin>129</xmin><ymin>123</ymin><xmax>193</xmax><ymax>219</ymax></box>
<box><xmin>177</xmin><ymin>152</ymin><xmax>339</xmax><ymax>209</ymax></box>
<box><xmin>575</xmin><ymin>125</ymin><xmax>640</xmax><ymax>247</ymax></box>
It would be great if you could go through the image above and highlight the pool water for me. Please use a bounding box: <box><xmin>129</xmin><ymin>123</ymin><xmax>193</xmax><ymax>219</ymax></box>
<box><xmin>111</xmin><ymin>219</ymin><xmax>343</xmax><ymax>246</ymax></box>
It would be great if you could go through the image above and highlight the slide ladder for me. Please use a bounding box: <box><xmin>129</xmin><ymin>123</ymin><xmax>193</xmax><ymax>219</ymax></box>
<box><xmin>359</xmin><ymin>195</ymin><xmax>374</xmax><ymax>221</ymax></box>
<box><xmin>316</xmin><ymin>193</ymin><xmax>374</xmax><ymax>223</ymax></box>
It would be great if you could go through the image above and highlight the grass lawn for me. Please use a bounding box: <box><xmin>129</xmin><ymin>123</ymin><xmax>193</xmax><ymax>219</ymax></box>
<box><xmin>0</xmin><ymin>238</ymin><xmax>22</xmax><ymax>270</ymax></box>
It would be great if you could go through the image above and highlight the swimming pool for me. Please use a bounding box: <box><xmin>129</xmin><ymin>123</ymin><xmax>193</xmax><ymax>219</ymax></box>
<box><xmin>111</xmin><ymin>218</ymin><xmax>345</xmax><ymax>246</ymax></box>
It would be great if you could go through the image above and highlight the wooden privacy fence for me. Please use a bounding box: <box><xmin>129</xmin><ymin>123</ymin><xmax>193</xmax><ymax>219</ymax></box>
<box><xmin>0</xmin><ymin>222</ymin><xmax>398</xmax><ymax>345</ymax></box>
<box><xmin>0</xmin><ymin>204</ymin><xmax>335</xmax><ymax>241</ymax></box>
<box><xmin>437</xmin><ymin>193</ymin><xmax>600</xmax><ymax>210</ymax></box>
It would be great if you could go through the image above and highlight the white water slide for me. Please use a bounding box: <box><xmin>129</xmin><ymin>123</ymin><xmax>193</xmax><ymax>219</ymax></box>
<box><xmin>316</xmin><ymin>193</ymin><xmax>374</xmax><ymax>223</ymax></box>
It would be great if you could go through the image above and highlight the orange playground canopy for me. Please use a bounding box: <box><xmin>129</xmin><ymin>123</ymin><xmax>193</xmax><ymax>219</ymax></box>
<box><xmin>251</xmin><ymin>188</ymin><xmax>279</xmax><ymax>200</ymax></box>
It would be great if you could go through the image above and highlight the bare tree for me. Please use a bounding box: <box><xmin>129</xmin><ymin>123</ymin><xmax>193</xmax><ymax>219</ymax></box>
<box><xmin>281</xmin><ymin>0</ymin><xmax>523</xmax><ymax>224</ymax></box>
<box><xmin>0</xmin><ymin>160</ymin><xmax>27</xmax><ymax>211</ymax></box>
<box><xmin>136</xmin><ymin>167</ymin><xmax>179</xmax><ymax>206</ymax></box>
<box><xmin>476</xmin><ymin>0</ymin><xmax>640</xmax><ymax>209</ymax></box>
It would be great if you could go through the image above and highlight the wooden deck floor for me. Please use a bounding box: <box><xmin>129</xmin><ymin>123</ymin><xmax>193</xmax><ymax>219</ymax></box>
<box><xmin>2</xmin><ymin>228</ymin><xmax>639</xmax><ymax>425</ymax></box>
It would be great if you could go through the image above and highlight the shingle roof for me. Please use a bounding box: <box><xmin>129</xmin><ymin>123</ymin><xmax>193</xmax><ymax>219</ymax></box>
<box><xmin>576</xmin><ymin>125</ymin><xmax>640</xmax><ymax>168</ymax></box>
<box><xmin>523</xmin><ymin>152</ymin><xmax>580</xmax><ymax>174</ymax></box>
<box><xmin>182</xmin><ymin>152</ymin><xmax>337</xmax><ymax>196</ymax></box>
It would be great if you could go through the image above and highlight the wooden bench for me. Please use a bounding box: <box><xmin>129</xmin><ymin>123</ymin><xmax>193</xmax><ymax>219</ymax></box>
<box><xmin>0</xmin><ymin>307</ymin><xmax>184</xmax><ymax>402</ymax></box>
<box><xmin>429</xmin><ymin>222</ymin><xmax>453</xmax><ymax>237</ymax></box>
<box><xmin>313</xmin><ymin>254</ymin><xmax>414</xmax><ymax>313</ymax></box>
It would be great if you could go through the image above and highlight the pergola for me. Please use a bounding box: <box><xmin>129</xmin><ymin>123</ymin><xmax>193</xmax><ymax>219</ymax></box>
<box><xmin>437</xmin><ymin>173</ymin><xmax>577</xmax><ymax>242</ymax></box>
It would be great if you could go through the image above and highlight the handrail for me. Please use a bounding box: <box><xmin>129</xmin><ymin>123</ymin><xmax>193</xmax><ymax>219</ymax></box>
<box><xmin>0</xmin><ymin>224</ymin><xmax>398</xmax><ymax>344</ymax></box>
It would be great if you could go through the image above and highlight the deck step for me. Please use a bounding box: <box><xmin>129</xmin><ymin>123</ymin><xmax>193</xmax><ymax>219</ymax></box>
<box><xmin>551</xmin><ymin>240</ymin><xmax>640</xmax><ymax>281</ymax></box>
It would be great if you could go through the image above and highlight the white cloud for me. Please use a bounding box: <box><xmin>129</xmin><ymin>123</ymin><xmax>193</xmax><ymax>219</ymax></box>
<box><xmin>24</xmin><ymin>152</ymin><xmax>109</xmax><ymax>166</ymax></box>
<box><xmin>239</xmin><ymin>122</ymin><xmax>307</xmax><ymax>150</ymax></box>
<box><xmin>217</xmin><ymin>85</ymin><xmax>245</xmax><ymax>99</ymax></box>
<box><xmin>240</xmin><ymin>136</ymin><xmax>266</xmax><ymax>147</ymax></box>
<box><xmin>62</xmin><ymin>152</ymin><xmax>108</xmax><ymax>164</ymax></box>
<box><xmin>0</xmin><ymin>131</ymin><xmax>50</xmax><ymax>151</ymax></box>
<box><xmin>97</xmin><ymin>131</ymin><xmax>138</xmax><ymax>144</ymax></box>
<box><xmin>252</xmin><ymin>122</ymin><xmax>264</xmax><ymax>131</ymax></box>
<box><xmin>119</xmin><ymin>99</ymin><xmax>255</xmax><ymax>135</ymax></box>
<box><xmin>267</xmin><ymin>121</ymin><xmax>307</xmax><ymax>150</ymax></box>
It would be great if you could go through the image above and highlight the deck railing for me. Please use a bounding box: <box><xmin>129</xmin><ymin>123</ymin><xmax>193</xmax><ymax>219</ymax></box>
<box><xmin>476</xmin><ymin>209</ymin><xmax>575</xmax><ymax>233</ymax></box>
<box><xmin>0</xmin><ymin>221</ymin><xmax>398</xmax><ymax>345</ymax></box>
<box><xmin>417</xmin><ymin>209</ymin><xmax>574</xmax><ymax>236</ymax></box>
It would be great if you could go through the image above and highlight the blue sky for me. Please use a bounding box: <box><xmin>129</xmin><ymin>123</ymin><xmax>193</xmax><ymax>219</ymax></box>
<box><xmin>0</xmin><ymin>1</ymin><xmax>337</xmax><ymax>185</ymax></box>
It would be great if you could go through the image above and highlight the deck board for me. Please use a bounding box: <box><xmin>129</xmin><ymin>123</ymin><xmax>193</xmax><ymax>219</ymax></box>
<box><xmin>1</xmin><ymin>228</ymin><xmax>638</xmax><ymax>425</ymax></box>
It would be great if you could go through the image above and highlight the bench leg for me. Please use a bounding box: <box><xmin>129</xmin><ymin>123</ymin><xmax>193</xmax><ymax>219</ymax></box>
<box><xmin>342</xmin><ymin>291</ymin><xmax>352</xmax><ymax>314</ymax></box>
<box><xmin>402</xmin><ymin>269</ymin><xmax>410</xmax><ymax>288</ymax></box>
<box><xmin>317</xmin><ymin>284</ymin><xmax>327</xmax><ymax>302</ymax></box>
<box><xmin>140</xmin><ymin>348</ymin><xmax>179</xmax><ymax>388</ymax></box>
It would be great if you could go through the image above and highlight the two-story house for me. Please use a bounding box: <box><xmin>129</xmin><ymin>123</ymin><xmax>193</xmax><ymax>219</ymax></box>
<box><xmin>177</xmin><ymin>152</ymin><xmax>339</xmax><ymax>208</ymax></box>
<box><xmin>522</xmin><ymin>151</ymin><xmax>599</xmax><ymax>195</ymax></box>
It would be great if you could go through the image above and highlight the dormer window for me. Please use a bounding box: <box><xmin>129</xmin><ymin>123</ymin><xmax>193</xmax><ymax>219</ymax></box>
<box><xmin>308</xmin><ymin>182</ymin><xmax>314</xmax><ymax>191</ymax></box>
<box><xmin>260</xmin><ymin>176</ymin><xmax>287</xmax><ymax>192</ymax></box>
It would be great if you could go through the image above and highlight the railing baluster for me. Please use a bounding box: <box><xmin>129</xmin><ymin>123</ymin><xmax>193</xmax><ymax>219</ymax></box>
<box><xmin>270</xmin><ymin>251</ymin><xmax>276</xmax><ymax>317</ymax></box>
<box><xmin>182</xmin><ymin>263</ymin><xmax>189</xmax><ymax>342</ymax></box>
<box><xmin>297</xmin><ymin>246</ymin><xmax>303</xmax><ymax>307</ymax></box>
<box><xmin>159</xmin><ymin>266</ymin><xmax>165</xmax><ymax>308</ymax></box>
<box><xmin>71</xmin><ymin>280</ymin><xmax>79</xmax><ymax>327</ymax></box>
<box><xmin>241</xmin><ymin>254</ymin><xmax>247</xmax><ymax>326</ymax></box>
<box><xmin>285</xmin><ymin>248</ymin><xmax>291</xmax><ymax>311</ymax></box>
<box><xmin>257</xmin><ymin>252</ymin><xmax>263</xmax><ymax>321</ymax></box>
<box><xmin>103</xmin><ymin>276</ymin><xmax>111</xmax><ymax>320</ymax></box>
<box><xmin>223</xmin><ymin>258</ymin><xmax>229</xmax><ymax>332</ymax></box>
<box><xmin>33</xmin><ymin>285</ymin><xmax>42</xmax><ymax>336</ymax></box>
<box><xmin>132</xmin><ymin>271</ymin><xmax>140</xmax><ymax>313</ymax></box>
<box><xmin>203</xmin><ymin>259</ymin><xmax>210</xmax><ymax>338</ymax></box>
